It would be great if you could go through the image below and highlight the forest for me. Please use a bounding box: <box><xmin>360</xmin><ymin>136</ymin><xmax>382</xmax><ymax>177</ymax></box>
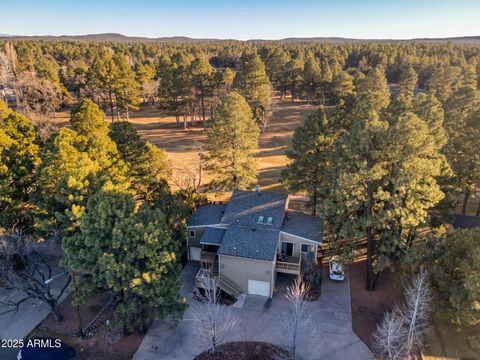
<box><xmin>1</xmin><ymin>38</ymin><xmax>480</xmax><ymax>358</ymax></box>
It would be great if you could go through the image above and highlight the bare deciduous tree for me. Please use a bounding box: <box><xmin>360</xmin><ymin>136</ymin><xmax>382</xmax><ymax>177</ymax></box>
<box><xmin>373</xmin><ymin>269</ymin><xmax>432</xmax><ymax>359</ymax></box>
<box><xmin>284</xmin><ymin>276</ymin><xmax>314</xmax><ymax>358</ymax></box>
<box><xmin>0</xmin><ymin>230</ymin><xmax>70</xmax><ymax>322</ymax></box>
<box><xmin>141</xmin><ymin>79</ymin><xmax>159</xmax><ymax>104</ymax></box>
<box><xmin>189</xmin><ymin>279</ymin><xmax>241</xmax><ymax>359</ymax></box>
<box><xmin>400</xmin><ymin>269</ymin><xmax>432</xmax><ymax>356</ymax></box>
<box><xmin>373</xmin><ymin>308</ymin><xmax>407</xmax><ymax>360</ymax></box>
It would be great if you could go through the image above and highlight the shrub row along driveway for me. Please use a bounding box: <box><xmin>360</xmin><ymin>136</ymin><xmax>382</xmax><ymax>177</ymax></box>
<box><xmin>133</xmin><ymin>262</ymin><xmax>373</xmax><ymax>360</ymax></box>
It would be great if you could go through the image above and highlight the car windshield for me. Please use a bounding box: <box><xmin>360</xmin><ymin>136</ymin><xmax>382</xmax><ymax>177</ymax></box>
<box><xmin>331</xmin><ymin>261</ymin><xmax>343</xmax><ymax>275</ymax></box>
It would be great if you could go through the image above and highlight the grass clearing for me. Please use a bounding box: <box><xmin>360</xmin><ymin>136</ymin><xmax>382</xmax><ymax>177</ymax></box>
<box><xmin>53</xmin><ymin>100</ymin><xmax>317</xmax><ymax>194</ymax></box>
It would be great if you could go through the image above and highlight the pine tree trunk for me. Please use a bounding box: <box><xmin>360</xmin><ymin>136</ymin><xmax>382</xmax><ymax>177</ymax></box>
<box><xmin>462</xmin><ymin>188</ymin><xmax>471</xmax><ymax>215</ymax></box>
<box><xmin>201</xmin><ymin>91</ymin><xmax>206</xmax><ymax>123</ymax></box>
<box><xmin>475</xmin><ymin>196</ymin><xmax>480</xmax><ymax>216</ymax></box>
<box><xmin>312</xmin><ymin>190</ymin><xmax>317</xmax><ymax>216</ymax></box>
<box><xmin>109</xmin><ymin>90</ymin><xmax>115</xmax><ymax>123</ymax></box>
<box><xmin>366</xmin><ymin>226</ymin><xmax>375</xmax><ymax>291</ymax></box>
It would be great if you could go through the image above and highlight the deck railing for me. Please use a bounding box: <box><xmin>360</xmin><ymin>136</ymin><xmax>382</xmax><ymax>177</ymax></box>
<box><xmin>275</xmin><ymin>256</ymin><xmax>301</xmax><ymax>273</ymax></box>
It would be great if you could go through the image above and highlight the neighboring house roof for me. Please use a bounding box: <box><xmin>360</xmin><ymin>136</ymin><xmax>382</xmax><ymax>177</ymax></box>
<box><xmin>220</xmin><ymin>190</ymin><xmax>288</xmax><ymax>229</ymax></box>
<box><xmin>200</xmin><ymin>227</ymin><xmax>226</xmax><ymax>245</ymax></box>
<box><xmin>452</xmin><ymin>214</ymin><xmax>480</xmax><ymax>229</ymax></box>
<box><xmin>218</xmin><ymin>226</ymin><xmax>279</xmax><ymax>261</ymax></box>
<box><xmin>187</xmin><ymin>204</ymin><xmax>226</xmax><ymax>226</ymax></box>
<box><xmin>281</xmin><ymin>210</ymin><xmax>323</xmax><ymax>243</ymax></box>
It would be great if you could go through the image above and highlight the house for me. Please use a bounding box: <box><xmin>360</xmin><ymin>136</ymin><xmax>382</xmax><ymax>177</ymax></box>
<box><xmin>187</xmin><ymin>189</ymin><xmax>323</xmax><ymax>298</ymax></box>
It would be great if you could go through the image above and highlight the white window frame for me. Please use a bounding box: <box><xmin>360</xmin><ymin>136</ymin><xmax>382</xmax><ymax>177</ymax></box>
<box><xmin>189</xmin><ymin>229</ymin><xmax>196</xmax><ymax>238</ymax></box>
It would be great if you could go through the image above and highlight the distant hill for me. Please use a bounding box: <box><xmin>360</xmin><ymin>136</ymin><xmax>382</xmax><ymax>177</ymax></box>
<box><xmin>1</xmin><ymin>33</ymin><xmax>229</xmax><ymax>43</ymax></box>
<box><xmin>2</xmin><ymin>33</ymin><xmax>480</xmax><ymax>44</ymax></box>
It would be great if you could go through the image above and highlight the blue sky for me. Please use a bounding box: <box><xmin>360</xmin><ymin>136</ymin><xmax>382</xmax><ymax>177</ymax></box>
<box><xmin>2</xmin><ymin>0</ymin><xmax>480</xmax><ymax>40</ymax></box>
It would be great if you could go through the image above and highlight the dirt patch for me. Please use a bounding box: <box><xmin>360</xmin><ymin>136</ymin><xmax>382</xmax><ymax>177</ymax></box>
<box><xmin>194</xmin><ymin>341</ymin><xmax>292</xmax><ymax>360</ymax></box>
<box><xmin>349</xmin><ymin>261</ymin><xmax>398</xmax><ymax>352</ymax></box>
<box><xmin>31</xmin><ymin>292</ymin><xmax>144</xmax><ymax>360</ymax></box>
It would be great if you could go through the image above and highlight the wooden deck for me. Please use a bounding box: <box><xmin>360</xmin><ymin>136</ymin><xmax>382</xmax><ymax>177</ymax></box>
<box><xmin>275</xmin><ymin>255</ymin><xmax>301</xmax><ymax>275</ymax></box>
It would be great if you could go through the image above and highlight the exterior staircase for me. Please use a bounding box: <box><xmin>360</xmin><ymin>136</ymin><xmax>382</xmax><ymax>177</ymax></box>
<box><xmin>217</xmin><ymin>273</ymin><xmax>242</xmax><ymax>298</ymax></box>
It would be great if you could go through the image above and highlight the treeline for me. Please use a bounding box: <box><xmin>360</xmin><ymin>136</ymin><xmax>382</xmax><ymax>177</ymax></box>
<box><xmin>2</xmin><ymin>40</ymin><xmax>480</xmax><ymax>122</ymax></box>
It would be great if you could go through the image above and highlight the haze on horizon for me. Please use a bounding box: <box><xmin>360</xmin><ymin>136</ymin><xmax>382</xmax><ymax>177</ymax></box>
<box><xmin>2</xmin><ymin>0</ymin><xmax>480</xmax><ymax>40</ymax></box>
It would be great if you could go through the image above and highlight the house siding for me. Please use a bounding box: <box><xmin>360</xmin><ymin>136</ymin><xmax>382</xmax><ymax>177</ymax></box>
<box><xmin>219</xmin><ymin>254</ymin><xmax>275</xmax><ymax>297</ymax></box>
<box><xmin>279</xmin><ymin>232</ymin><xmax>318</xmax><ymax>264</ymax></box>
<box><xmin>187</xmin><ymin>226</ymin><xmax>206</xmax><ymax>248</ymax></box>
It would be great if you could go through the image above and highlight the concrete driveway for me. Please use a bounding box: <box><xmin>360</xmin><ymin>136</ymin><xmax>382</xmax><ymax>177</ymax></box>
<box><xmin>134</xmin><ymin>262</ymin><xmax>373</xmax><ymax>360</ymax></box>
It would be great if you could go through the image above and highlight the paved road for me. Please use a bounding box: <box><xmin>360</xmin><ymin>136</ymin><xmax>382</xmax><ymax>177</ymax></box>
<box><xmin>0</xmin><ymin>255</ymin><xmax>70</xmax><ymax>360</ymax></box>
<box><xmin>134</xmin><ymin>262</ymin><xmax>373</xmax><ymax>360</ymax></box>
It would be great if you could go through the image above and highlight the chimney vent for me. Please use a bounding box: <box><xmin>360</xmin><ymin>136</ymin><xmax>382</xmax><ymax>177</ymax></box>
<box><xmin>255</xmin><ymin>184</ymin><xmax>261</xmax><ymax>194</ymax></box>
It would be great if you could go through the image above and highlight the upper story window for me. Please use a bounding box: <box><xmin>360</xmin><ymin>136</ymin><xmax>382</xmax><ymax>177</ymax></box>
<box><xmin>189</xmin><ymin>230</ymin><xmax>195</xmax><ymax>238</ymax></box>
<box><xmin>257</xmin><ymin>216</ymin><xmax>264</xmax><ymax>224</ymax></box>
<box><xmin>266</xmin><ymin>217</ymin><xmax>273</xmax><ymax>225</ymax></box>
<box><xmin>301</xmin><ymin>244</ymin><xmax>313</xmax><ymax>253</ymax></box>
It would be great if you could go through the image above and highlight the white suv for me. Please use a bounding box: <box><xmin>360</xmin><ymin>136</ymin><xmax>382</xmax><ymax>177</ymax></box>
<box><xmin>329</xmin><ymin>257</ymin><xmax>345</xmax><ymax>281</ymax></box>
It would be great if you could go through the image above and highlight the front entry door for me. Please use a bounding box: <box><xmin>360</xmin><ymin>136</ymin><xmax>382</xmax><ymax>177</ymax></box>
<box><xmin>281</xmin><ymin>242</ymin><xmax>294</xmax><ymax>257</ymax></box>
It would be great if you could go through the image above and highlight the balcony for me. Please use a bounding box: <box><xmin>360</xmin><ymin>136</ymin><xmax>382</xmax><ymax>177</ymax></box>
<box><xmin>275</xmin><ymin>255</ymin><xmax>301</xmax><ymax>275</ymax></box>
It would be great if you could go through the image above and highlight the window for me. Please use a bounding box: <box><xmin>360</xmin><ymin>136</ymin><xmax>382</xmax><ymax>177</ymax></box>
<box><xmin>301</xmin><ymin>244</ymin><xmax>313</xmax><ymax>253</ymax></box>
<box><xmin>189</xmin><ymin>230</ymin><xmax>195</xmax><ymax>238</ymax></box>
<box><xmin>257</xmin><ymin>215</ymin><xmax>264</xmax><ymax>224</ymax></box>
<box><xmin>281</xmin><ymin>242</ymin><xmax>294</xmax><ymax>257</ymax></box>
<box><xmin>266</xmin><ymin>217</ymin><xmax>273</xmax><ymax>225</ymax></box>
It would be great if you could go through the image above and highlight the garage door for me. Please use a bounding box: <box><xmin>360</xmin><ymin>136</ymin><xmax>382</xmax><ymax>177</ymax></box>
<box><xmin>248</xmin><ymin>280</ymin><xmax>270</xmax><ymax>297</ymax></box>
<box><xmin>190</xmin><ymin>247</ymin><xmax>201</xmax><ymax>261</ymax></box>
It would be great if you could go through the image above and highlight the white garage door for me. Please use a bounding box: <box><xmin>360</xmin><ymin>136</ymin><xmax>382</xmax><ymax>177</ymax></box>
<box><xmin>190</xmin><ymin>247</ymin><xmax>201</xmax><ymax>261</ymax></box>
<box><xmin>248</xmin><ymin>280</ymin><xmax>270</xmax><ymax>297</ymax></box>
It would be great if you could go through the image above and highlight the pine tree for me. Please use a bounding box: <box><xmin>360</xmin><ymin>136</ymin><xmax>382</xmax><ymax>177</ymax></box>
<box><xmin>203</xmin><ymin>92</ymin><xmax>259</xmax><ymax>190</ymax></box>
<box><xmin>398</xmin><ymin>66</ymin><xmax>418</xmax><ymax>101</ymax></box>
<box><xmin>63</xmin><ymin>185</ymin><xmax>185</xmax><ymax>333</ymax></box>
<box><xmin>443</xmin><ymin>86</ymin><xmax>480</xmax><ymax>214</ymax></box>
<box><xmin>0</xmin><ymin>100</ymin><xmax>42</xmax><ymax>228</ymax></box>
<box><xmin>114</xmin><ymin>53</ymin><xmax>141</xmax><ymax>120</ymax></box>
<box><xmin>302</xmin><ymin>53</ymin><xmax>321</xmax><ymax>103</ymax></box>
<box><xmin>109</xmin><ymin>121</ymin><xmax>171</xmax><ymax>200</ymax></box>
<box><xmin>324</xmin><ymin>79</ymin><xmax>445</xmax><ymax>290</ymax></box>
<box><xmin>88</xmin><ymin>49</ymin><xmax>120</xmax><ymax>122</ymax></box>
<box><xmin>190</xmin><ymin>55</ymin><xmax>214</xmax><ymax>123</ymax></box>
<box><xmin>286</xmin><ymin>56</ymin><xmax>304</xmax><ymax>102</ymax></box>
<box><xmin>331</xmin><ymin>70</ymin><xmax>354</xmax><ymax>103</ymax></box>
<box><xmin>233</xmin><ymin>52</ymin><xmax>271</xmax><ymax>129</ymax></box>
<box><xmin>33</xmin><ymin>101</ymin><xmax>126</xmax><ymax>236</ymax></box>
<box><xmin>282</xmin><ymin>108</ymin><xmax>336</xmax><ymax>215</ymax></box>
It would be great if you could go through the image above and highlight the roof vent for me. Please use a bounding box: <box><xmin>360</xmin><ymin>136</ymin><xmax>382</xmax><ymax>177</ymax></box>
<box><xmin>255</xmin><ymin>184</ymin><xmax>261</xmax><ymax>194</ymax></box>
<box><xmin>252</xmin><ymin>227</ymin><xmax>256</xmax><ymax>231</ymax></box>
<box><xmin>266</xmin><ymin>217</ymin><xmax>273</xmax><ymax>225</ymax></box>
<box><xmin>257</xmin><ymin>215</ymin><xmax>264</xmax><ymax>224</ymax></box>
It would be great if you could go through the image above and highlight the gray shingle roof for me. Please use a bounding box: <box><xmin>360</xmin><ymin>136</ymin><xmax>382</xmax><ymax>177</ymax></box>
<box><xmin>220</xmin><ymin>190</ymin><xmax>288</xmax><ymax>229</ymax></box>
<box><xmin>281</xmin><ymin>211</ymin><xmax>323</xmax><ymax>243</ymax></box>
<box><xmin>218</xmin><ymin>226</ymin><xmax>279</xmax><ymax>261</ymax></box>
<box><xmin>452</xmin><ymin>214</ymin><xmax>480</xmax><ymax>229</ymax></box>
<box><xmin>187</xmin><ymin>204</ymin><xmax>226</xmax><ymax>226</ymax></box>
<box><xmin>200</xmin><ymin>227</ymin><xmax>226</xmax><ymax>245</ymax></box>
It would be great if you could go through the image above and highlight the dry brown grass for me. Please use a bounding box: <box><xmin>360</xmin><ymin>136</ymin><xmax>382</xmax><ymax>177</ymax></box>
<box><xmin>422</xmin><ymin>314</ymin><xmax>480</xmax><ymax>360</ymax></box>
<box><xmin>53</xmin><ymin>100</ymin><xmax>316</xmax><ymax>194</ymax></box>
